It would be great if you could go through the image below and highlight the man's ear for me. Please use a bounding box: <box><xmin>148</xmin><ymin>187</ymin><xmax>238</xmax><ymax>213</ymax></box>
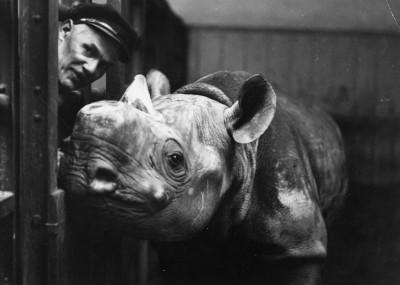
<box><xmin>224</xmin><ymin>75</ymin><xmax>276</xmax><ymax>144</ymax></box>
<box><xmin>59</xmin><ymin>19</ymin><xmax>73</xmax><ymax>40</ymax></box>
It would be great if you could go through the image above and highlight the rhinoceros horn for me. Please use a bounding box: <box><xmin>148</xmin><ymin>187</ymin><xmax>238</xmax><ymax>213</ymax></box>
<box><xmin>120</xmin><ymin>74</ymin><xmax>155</xmax><ymax>114</ymax></box>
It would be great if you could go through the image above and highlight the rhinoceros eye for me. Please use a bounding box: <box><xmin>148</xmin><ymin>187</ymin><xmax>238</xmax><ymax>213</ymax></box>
<box><xmin>168</xmin><ymin>153</ymin><xmax>184</xmax><ymax>168</ymax></box>
<box><xmin>163</xmin><ymin>140</ymin><xmax>187</xmax><ymax>182</ymax></box>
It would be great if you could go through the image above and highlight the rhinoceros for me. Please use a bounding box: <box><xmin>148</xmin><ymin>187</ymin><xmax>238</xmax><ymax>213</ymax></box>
<box><xmin>59</xmin><ymin>70</ymin><xmax>347</xmax><ymax>285</ymax></box>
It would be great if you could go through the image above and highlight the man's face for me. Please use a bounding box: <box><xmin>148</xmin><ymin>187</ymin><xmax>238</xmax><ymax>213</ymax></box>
<box><xmin>58</xmin><ymin>21</ymin><xmax>120</xmax><ymax>91</ymax></box>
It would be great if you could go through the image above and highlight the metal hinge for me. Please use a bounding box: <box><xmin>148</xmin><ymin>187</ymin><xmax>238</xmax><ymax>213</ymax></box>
<box><xmin>46</xmin><ymin>189</ymin><xmax>65</xmax><ymax>235</ymax></box>
<box><xmin>46</xmin><ymin>220</ymin><xmax>65</xmax><ymax>235</ymax></box>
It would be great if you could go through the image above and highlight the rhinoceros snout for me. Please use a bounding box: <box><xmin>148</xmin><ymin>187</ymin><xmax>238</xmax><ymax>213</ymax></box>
<box><xmin>137</xmin><ymin>179</ymin><xmax>171</xmax><ymax>211</ymax></box>
<box><xmin>112</xmin><ymin>179</ymin><xmax>171</xmax><ymax>213</ymax></box>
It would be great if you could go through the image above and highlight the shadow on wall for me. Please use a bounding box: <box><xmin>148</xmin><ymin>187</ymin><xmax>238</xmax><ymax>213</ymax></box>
<box><xmin>324</xmin><ymin>183</ymin><xmax>400</xmax><ymax>285</ymax></box>
<box><xmin>323</xmin><ymin>116</ymin><xmax>400</xmax><ymax>285</ymax></box>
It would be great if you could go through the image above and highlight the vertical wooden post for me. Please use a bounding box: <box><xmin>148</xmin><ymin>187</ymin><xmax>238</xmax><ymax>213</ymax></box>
<box><xmin>18</xmin><ymin>1</ymin><xmax>58</xmax><ymax>285</ymax></box>
<box><xmin>0</xmin><ymin>0</ymin><xmax>17</xmax><ymax>283</ymax></box>
<box><xmin>106</xmin><ymin>0</ymin><xmax>125</xmax><ymax>99</ymax></box>
<box><xmin>125</xmin><ymin>0</ymin><xmax>146</xmax><ymax>80</ymax></box>
<box><xmin>47</xmin><ymin>189</ymin><xmax>66</xmax><ymax>285</ymax></box>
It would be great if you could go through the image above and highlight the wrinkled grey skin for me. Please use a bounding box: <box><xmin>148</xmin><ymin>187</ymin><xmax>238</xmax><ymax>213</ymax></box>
<box><xmin>59</xmin><ymin>70</ymin><xmax>347</xmax><ymax>285</ymax></box>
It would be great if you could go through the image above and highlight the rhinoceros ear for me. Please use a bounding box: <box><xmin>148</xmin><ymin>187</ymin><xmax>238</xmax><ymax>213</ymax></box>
<box><xmin>146</xmin><ymin>69</ymin><xmax>171</xmax><ymax>100</ymax></box>
<box><xmin>224</xmin><ymin>75</ymin><xmax>276</xmax><ymax>144</ymax></box>
<box><xmin>120</xmin><ymin>74</ymin><xmax>155</xmax><ymax>114</ymax></box>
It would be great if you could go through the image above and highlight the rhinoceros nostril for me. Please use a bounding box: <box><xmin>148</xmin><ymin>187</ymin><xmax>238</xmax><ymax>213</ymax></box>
<box><xmin>95</xmin><ymin>167</ymin><xmax>118</xmax><ymax>181</ymax></box>
<box><xmin>89</xmin><ymin>167</ymin><xmax>119</xmax><ymax>194</ymax></box>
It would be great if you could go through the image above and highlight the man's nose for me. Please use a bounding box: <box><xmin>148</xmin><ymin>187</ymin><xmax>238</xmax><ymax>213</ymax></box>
<box><xmin>83</xmin><ymin>59</ymin><xmax>100</xmax><ymax>78</ymax></box>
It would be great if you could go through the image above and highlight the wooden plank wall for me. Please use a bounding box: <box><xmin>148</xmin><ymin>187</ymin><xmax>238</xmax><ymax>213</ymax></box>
<box><xmin>187</xmin><ymin>26</ymin><xmax>400</xmax><ymax>187</ymax></box>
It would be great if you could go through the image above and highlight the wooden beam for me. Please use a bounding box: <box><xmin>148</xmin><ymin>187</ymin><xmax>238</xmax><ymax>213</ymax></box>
<box><xmin>106</xmin><ymin>0</ymin><xmax>125</xmax><ymax>99</ymax></box>
<box><xmin>0</xmin><ymin>0</ymin><xmax>17</xmax><ymax>196</ymax></box>
<box><xmin>129</xmin><ymin>0</ymin><xmax>147</xmax><ymax>78</ymax></box>
<box><xmin>0</xmin><ymin>214</ymin><xmax>14</xmax><ymax>285</ymax></box>
<box><xmin>0</xmin><ymin>0</ymin><xmax>18</xmax><ymax>283</ymax></box>
<box><xmin>18</xmin><ymin>0</ymin><xmax>58</xmax><ymax>284</ymax></box>
<box><xmin>47</xmin><ymin>189</ymin><xmax>66</xmax><ymax>285</ymax></box>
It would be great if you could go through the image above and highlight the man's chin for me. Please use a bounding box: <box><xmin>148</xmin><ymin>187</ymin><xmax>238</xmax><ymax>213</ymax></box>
<box><xmin>58</xmin><ymin>79</ymin><xmax>81</xmax><ymax>93</ymax></box>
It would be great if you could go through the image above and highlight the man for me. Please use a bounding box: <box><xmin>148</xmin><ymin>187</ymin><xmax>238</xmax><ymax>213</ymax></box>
<box><xmin>58</xmin><ymin>3</ymin><xmax>138</xmax><ymax>142</ymax></box>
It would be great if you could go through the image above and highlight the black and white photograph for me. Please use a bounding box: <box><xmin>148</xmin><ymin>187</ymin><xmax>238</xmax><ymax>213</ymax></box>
<box><xmin>0</xmin><ymin>0</ymin><xmax>399</xmax><ymax>284</ymax></box>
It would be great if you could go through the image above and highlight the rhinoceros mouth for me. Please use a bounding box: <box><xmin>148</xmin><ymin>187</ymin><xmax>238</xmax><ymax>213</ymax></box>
<box><xmin>112</xmin><ymin>189</ymin><xmax>147</xmax><ymax>204</ymax></box>
<box><xmin>109</xmin><ymin>188</ymin><xmax>170</xmax><ymax>213</ymax></box>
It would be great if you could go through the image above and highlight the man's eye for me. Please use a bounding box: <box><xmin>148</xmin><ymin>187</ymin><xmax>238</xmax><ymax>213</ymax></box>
<box><xmin>83</xmin><ymin>45</ymin><xmax>95</xmax><ymax>56</ymax></box>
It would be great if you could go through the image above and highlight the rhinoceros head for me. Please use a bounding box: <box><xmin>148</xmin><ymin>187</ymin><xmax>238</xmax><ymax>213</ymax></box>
<box><xmin>59</xmin><ymin>70</ymin><xmax>276</xmax><ymax>241</ymax></box>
